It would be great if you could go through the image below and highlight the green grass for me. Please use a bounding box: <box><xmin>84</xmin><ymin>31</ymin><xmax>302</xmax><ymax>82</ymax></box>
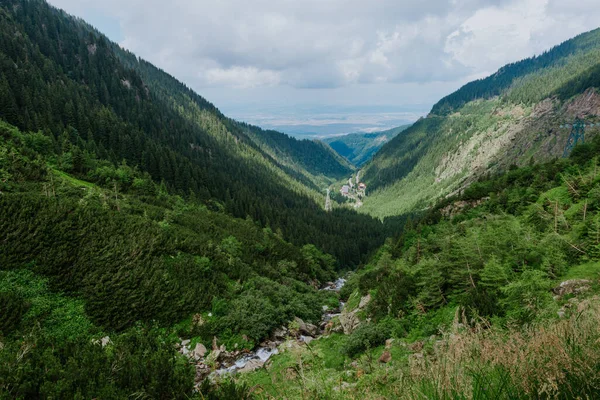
<box><xmin>53</xmin><ymin>169</ymin><xmax>97</xmax><ymax>189</ymax></box>
<box><xmin>563</xmin><ymin>261</ymin><xmax>600</xmax><ymax>280</ymax></box>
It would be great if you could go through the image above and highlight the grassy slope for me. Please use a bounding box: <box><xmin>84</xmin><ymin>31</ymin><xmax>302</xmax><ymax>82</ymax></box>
<box><xmin>361</xmin><ymin>28</ymin><xmax>600</xmax><ymax>218</ymax></box>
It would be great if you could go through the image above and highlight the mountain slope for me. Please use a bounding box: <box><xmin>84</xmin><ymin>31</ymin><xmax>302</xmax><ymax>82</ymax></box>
<box><xmin>323</xmin><ymin>125</ymin><xmax>410</xmax><ymax>167</ymax></box>
<box><xmin>361</xmin><ymin>28</ymin><xmax>600</xmax><ymax>218</ymax></box>
<box><xmin>0</xmin><ymin>0</ymin><xmax>392</xmax><ymax>266</ymax></box>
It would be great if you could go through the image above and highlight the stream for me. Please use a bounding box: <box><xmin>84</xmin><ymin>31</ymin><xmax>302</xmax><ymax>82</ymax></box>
<box><xmin>207</xmin><ymin>277</ymin><xmax>347</xmax><ymax>378</ymax></box>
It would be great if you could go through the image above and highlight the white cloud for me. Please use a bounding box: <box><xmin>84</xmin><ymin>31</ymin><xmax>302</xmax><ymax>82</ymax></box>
<box><xmin>47</xmin><ymin>0</ymin><xmax>600</xmax><ymax>108</ymax></box>
<box><xmin>204</xmin><ymin>66</ymin><xmax>281</xmax><ymax>88</ymax></box>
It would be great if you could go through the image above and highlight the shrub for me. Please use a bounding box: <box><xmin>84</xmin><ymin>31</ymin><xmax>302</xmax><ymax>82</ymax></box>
<box><xmin>342</xmin><ymin>322</ymin><xmax>391</xmax><ymax>358</ymax></box>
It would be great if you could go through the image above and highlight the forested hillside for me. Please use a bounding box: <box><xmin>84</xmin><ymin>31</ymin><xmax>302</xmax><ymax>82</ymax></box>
<box><xmin>323</xmin><ymin>125</ymin><xmax>410</xmax><ymax>167</ymax></box>
<box><xmin>0</xmin><ymin>118</ymin><xmax>349</xmax><ymax>397</ymax></box>
<box><xmin>0</xmin><ymin>0</ymin><xmax>396</xmax><ymax>266</ymax></box>
<box><xmin>361</xmin><ymin>28</ymin><xmax>600</xmax><ymax>218</ymax></box>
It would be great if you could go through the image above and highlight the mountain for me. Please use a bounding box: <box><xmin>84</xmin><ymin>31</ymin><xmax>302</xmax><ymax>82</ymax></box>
<box><xmin>360</xmin><ymin>28</ymin><xmax>600</xmax><ymax>218</ymax></box>
<box><xmin>323</xmin><ymin>125</ymin><xmax>410</xmax><ymax>167</ymax></box>
<box><xmin>0</xmin><ymin>0</ymin><xmax>402</xmax><ymax>267</ymax></box>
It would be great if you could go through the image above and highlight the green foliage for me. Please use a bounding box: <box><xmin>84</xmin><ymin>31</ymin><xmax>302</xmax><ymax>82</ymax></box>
<box><xmin>324</xmin><ymin>125</ymin><xmax>410</xmax><ymax>167</ymax></box>
<box><xmin>342</xmin><ymin>323</ymin><xmax>391</xmax><ymax>358</ymax></box>
<box><xmin>0</xmin><ymin>325</ymin><xmax>194</xmax><ymax>399</ymax></box>
<box><xmin>198</xmin><ymin>379</ymin><xmax>255</xmax><ymax>400</ymax></box>
<box><xmin>0</xmin><ymin>291</ymin><xmax>29</xmax><ymax>335</ymax></box>
<box><xmin>0</xmin><ymin>0</ymin><xmax>400</xmax><ymax>269</ymax></box>
<box><xmin>501</xmin><ymin>270</ymin><xmax>553</xmax><ymax>324</ymax></box>
<box><xmin>205</xmin><ymin>277</ymin><xmax>328</xmax><ymax>342</ymax></box>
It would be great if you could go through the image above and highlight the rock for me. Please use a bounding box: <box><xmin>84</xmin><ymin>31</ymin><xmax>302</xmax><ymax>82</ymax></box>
<box><xmin>409</xmin><ymin>341</ymin><xmax>424</xmax><ymax>352</ymax></box>
<box><xmin>300</xmin><ymin>335</ymin><xmax>314</xmax><ymax>344</ymax></box>
<box><xmin>192</xmin><ymin>313</ymin><xmax>205</xmax><ymax>327</ymax></box>
<box><xmin>207</xmin><ymin>349</ymin><xmax>221</xmax><ymax>364</ymax></box>
<box><xmin>359</xmin><ymin>294</ymin><xmax>371</xmax><ymax>309</ymax></box>
<box><xmin>212</xmin><ymin>336</ymin><xmax>219</xmax><ymax>351</ymax></box>
<box><xmin>238</xmin><ymin>359</ymin><xmax>264</xmax><ymax>373</ymax></box>
<box><xmin>557</xmin><ymin>308</ymin><xmax>566</xmax><ymax>319</ymax></box>
<box><xmin>553</xmin><ymin>279</ymin><xmax>592</xmax><ymax>297</ymax></box>
<box><xmin>181</xmin><ymin>339</ymin><xmax>191</xmax><ymax>346</ymax></box>
<box><xmin>293</xmin><ymin>317</ymin><xmax>318</xmax><ymax>337</ymax></box>
<box><xmin>100</xmin><ymin>336</ymin><xmax>111</xmax><ymax>347</ymax></box>
<box><xmin>339</xmin><ymin>311</ymin><xmax>360</xmax><ymax>335</ymax></box>
<box><xmin>192</xmin><ymin>343</ymin><xmax>207</xmax><ymax>359</ymax></box>
<box><xmin>379</xmin><ymin>351</ymin><xmax>392</xmax><ymax>363</ymax></box>
<box><xmin>333</xmin><ymin>382</ymin><xmax>357</xmax><ymax>391</ymax></box>
<box><xmin>195</xmin><ymin>363</ymin><xmax>211</xmax><ymax>382</ymax></box>
<box><xmin>273</xmin><ymin>326</ymin><xmax>288</xmax><ymax>340</ymax></box>
<box><xmin>385</xmin><ymin>339</ymin><xmax>394</xmax><ymax>349</ymax></box>
<box><xmin>322</xmin><ymin>305</ymin><xmax>329</xmax><ymax>312</ymax></box>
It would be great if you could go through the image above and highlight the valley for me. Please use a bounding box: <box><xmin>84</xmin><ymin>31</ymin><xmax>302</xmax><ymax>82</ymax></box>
<box><xmin>1</xmin><ymin>1</ymin><xmax>600</xmax><ymax>399</ymax></box>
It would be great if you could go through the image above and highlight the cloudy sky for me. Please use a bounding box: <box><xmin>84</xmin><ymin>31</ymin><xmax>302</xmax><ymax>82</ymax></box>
<box><xmin>49</xmin><ymin>0</ymin><xmax>600</xmax><ymax>135</ymax></box>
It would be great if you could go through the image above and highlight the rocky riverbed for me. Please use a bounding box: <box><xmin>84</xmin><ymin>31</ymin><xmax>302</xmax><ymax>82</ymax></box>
<box><xmin>178</xmin><ymin>277</ymin><xmax>348</xmax><ymax>387</ymax></box>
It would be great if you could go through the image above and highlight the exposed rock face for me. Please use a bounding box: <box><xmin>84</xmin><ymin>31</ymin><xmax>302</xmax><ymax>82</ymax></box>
<box><xmin>553</xmin><ymin>279</ymin><xmax>592</xmax><ymax>298</ymax></box>
<box><xmin>440</xmin><ymin>198</ymin><xmax>490</xmax><ymax>217</ymax></box>
<box><xmin>339</xmin><ymin>311</ymin><xmax>361</xmax><ymax>335</ymax></box>
<box><xmin>566</xmin><ymin>88</ymin><xmax>600</xmax><ymax>117</ymax></box>
<box><xmin>358</xmin><ymin>294</ymin><xmax>371</xmax><ymax>309</ymax></box>
<box><xmin>339</xmin><ymin>294</ymin><xmax>371</xmax><ymax>335</ymax></box>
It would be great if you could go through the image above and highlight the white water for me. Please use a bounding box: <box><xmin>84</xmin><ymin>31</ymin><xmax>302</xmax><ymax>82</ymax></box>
<box><xmin>214</xmin><ymin>347</ymin><xmax>279</xmax><ymax>376</ymax></box>
<box><xmin>322</xmin><ymin>278</ymin><xmax>346</xmax><ymax>291</ymax></box>
<box><xmin>214</xmin><ymin>277</ymin><xmax>346</xmax><ymax>377</ymax></box>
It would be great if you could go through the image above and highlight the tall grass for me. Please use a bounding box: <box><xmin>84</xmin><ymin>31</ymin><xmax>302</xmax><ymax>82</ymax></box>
<box><xmin>246</xmin><ymin>298</ymin><xmax>600</xmax><ymax>399</ymax></box>
<box><xmin>408</xmin><ymin>297</ymin><xmax>600</xmax><ymax>399</ymax></box>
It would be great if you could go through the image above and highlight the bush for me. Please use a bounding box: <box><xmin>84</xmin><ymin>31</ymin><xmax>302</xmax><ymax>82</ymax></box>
<box><xmin>0</xmin><ymin>291</ymin><xmax>30</xmax><ymax>335</ymax></box>
<box><xmin>342</xmin><ymin>322</ymin><xmax>391</xmax><ymax>358</ymax></box>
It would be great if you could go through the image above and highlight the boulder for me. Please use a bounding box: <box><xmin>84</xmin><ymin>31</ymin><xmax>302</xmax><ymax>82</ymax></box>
<box><xmin>192</xmin><ymin>313</ymin><xmax>205</xmax><ymax>327</ymax></box>
<box><xmin>181</xmin><ymin>339</ymin><xmax>191</xmax><ymax>346</ymax></box>
<box><xmin>409</xmin><ymin>341</ymin><xmax>424</xmax><ymax>352</ymax></box>
<box><xmin>293</xmin><ymin>317</ymin><xmax>318</xmax><ymax>337</ymax></box>
<box><xmin>385</xmin><ymin>339</ymin><xmax>394</xmax><ymax>349</ymax></box>
<box><xmin>553</xmin><ymin>279</ymin><xmax>592</xmax><ymax>297</ymax></box>
<box><xmin>192</xmin><ymin>343</ymin><xmax>207</xmax><ymax>359</ymax></box>
<box><xmin>300</xmin><ymin>335</ymin><xmax>314</xmax><ymax>344</ymax></box>
<box><xmin>212</xmin><ymin>336</ymin><xmax>219</xmax><ymax>351</ymax></box>
<box><xmin>206</xmin><ymin>349</ymin><xmax>221</xmax><ymax>364</ymax></box>
<box><xmin>339</xmin><ymin>311</ymin><xmax>360</xmax><ymax>335</ymax></box>
<box><xmin>272</xmin><ymin>326</ymin><xmax>288</xmax><ymax>340</ymax></box>
<box><xmin>100</xmin><ymin>336</ymin><xmax>111</xmax><ymax>347</ymax></box>
<box><xmin>195</xmin><ymin>363</ymin><xmax>211</xmax><ymax>383</ymax></box>
<box><xmin>238</xmin><ymin>359</ymin><xmax>264</xmax><ymax>373</ymax></box>
<box><xmin>379</xmin><ymin>351</ymin><xmax>392</xmax><ymax>363</ymax></box>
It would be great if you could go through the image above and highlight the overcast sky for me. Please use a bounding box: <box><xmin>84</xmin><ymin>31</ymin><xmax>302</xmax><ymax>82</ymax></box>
<box><xmin>48</xmin><ymin>0</ymin><xmax>600</xmax><ymax>134</ymax></box>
